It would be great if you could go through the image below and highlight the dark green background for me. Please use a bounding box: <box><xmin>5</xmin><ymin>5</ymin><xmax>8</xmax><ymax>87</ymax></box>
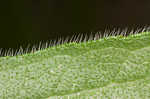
<box><xmin>0</xmin><ymin>0</ymin><xmax>150</xmax><ymax>50</ymax></box>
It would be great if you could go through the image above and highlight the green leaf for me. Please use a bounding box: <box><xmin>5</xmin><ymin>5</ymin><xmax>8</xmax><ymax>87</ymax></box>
<box><xmin>0</xmin><ymin>32</ymin><xmax>150</xmax><ymax>99</ymax></box>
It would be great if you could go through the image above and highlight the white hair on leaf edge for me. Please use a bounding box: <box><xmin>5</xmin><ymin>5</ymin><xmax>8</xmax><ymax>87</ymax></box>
<box><xmin>0</xmin><ymin>26</ymin><xmax>150</xmax><ymax>57</ymax></box>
